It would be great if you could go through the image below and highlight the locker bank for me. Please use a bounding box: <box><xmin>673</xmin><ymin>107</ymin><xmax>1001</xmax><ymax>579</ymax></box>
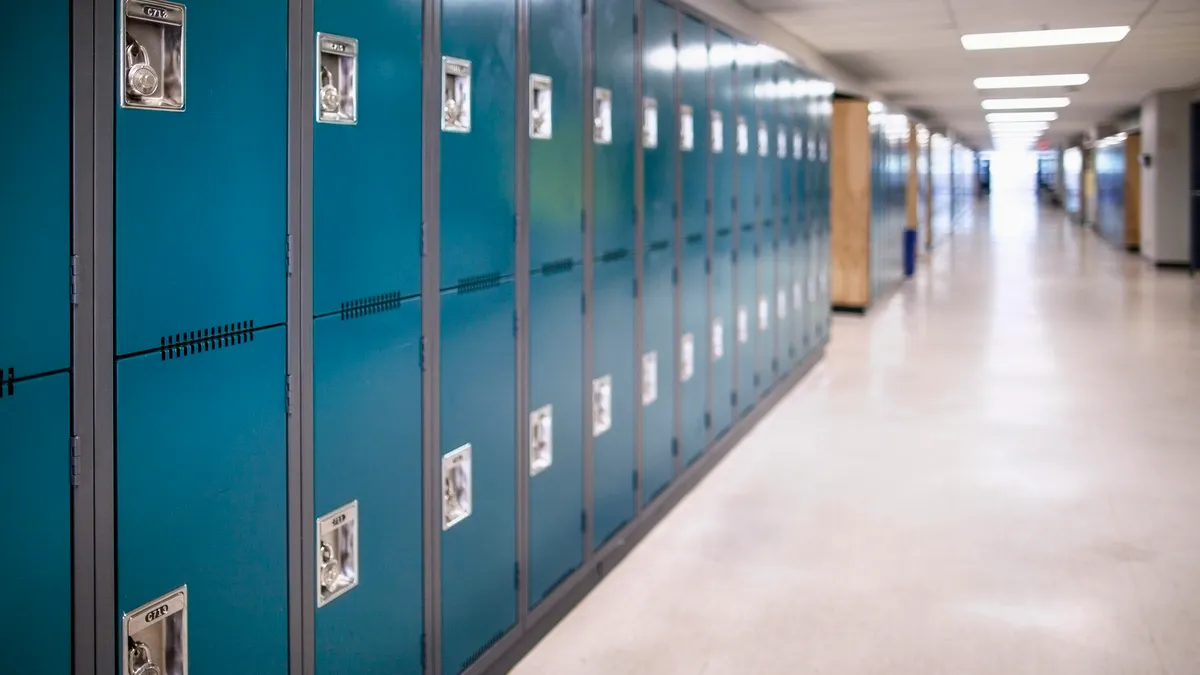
<box><xmin>7</xmin><ymin>0</ymin><xmax>830</xmax><ymax>672</ymax></box>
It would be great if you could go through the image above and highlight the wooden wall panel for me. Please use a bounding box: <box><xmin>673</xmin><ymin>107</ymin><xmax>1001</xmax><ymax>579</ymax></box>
<box><xmin>1124</xmin><ymin>133</ymin><xmax>1142</xmax><ymax>250</ymax></box>
<box><xmin>831</xmin><ymin>99</ymin><xmax>871</xmax><ymax>309</ymax></box>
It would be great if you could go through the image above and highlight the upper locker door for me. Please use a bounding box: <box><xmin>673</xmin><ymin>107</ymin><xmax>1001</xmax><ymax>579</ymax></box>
<box><xmin>0</xmin><ymin>3</ymin><xmax>71</xmax><ymax>673</ymax></box>
<box><xmin>113</xmin><ymin>1</ymin><xmax>290</xmax><ymax>672</ymax></box>
<box><xmin>678</xmin><ymin>13</ymin><xmax>708</xmax><ymax>468</ymax></box>
<box><xmin>527</xmin><ymin>0</ymin><xmax>585</xmax><ymax>609</ymax></box>
<box><xmin>733</xmin><ymin>43</ymin><xmax>758</xmax><ymax>417</ymax></box>
<box><xmin>754</xmin><ymin>61</ymin><xmax>777</xmax><ymax>393</ymax></box>
<box><xmin>311</xmin><ymin>2</ymin><xmax>424</xmax><ymax>673</ymax></box>
<box><xmin>708</xmin><ymin>29</ymin><xmax>735</xmax><ymax>440</ymax></box>
<box><xmin>438</xmin><ymin>0</ymin><xmax>519</xmax><ymax>670</ymax></box>
<box><xmin>639</xmin><ymin>0</ymin><xmax>677</xmax><ymax>505</ymax></box>
<box><xmin>774</xmin><ymin>64</ymin><xmax>794</xmax><ymax>375</ymax></box>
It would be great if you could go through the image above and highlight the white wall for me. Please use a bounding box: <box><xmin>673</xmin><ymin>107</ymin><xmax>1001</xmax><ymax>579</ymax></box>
<box><xmin>1139</xmin><ymin>89</ymin><xmax>1193</xmax><ymax>264</ymax></box>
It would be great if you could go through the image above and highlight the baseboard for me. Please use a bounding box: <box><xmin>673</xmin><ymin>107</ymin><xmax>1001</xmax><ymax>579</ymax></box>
<box><xmin>1154</xmin><ymin>260</ymin><xmax>1192</xmax><ymax>271</ymax></box>
<box><xmin>832</xmin><ymin>305</ymin><xmax>866</xmax><ymax>314</ymax></box>
<box><xmin>470</xmin><ymin>343</ymin><xmax>828</xmax><ymax>675</ymax></box>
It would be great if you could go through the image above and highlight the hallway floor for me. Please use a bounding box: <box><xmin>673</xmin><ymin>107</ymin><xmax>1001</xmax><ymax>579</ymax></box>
<box><xmin>513</xmin><ymin>197</ymin><xmax>1200</xmax><ymax>674</ymax></box>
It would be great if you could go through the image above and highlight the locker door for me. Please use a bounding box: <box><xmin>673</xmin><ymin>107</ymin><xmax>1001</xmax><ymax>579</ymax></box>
<box><xmin>678</xmin><ymin>13</ymin><xmax>709</xmax><ymax>467</ymax></box>
<box><xmin>709</xmin><ymin>29</ymin><xmax>736</xmax><ymax>439</ymax></box>
<box><xmin>591</xmin><ymin>0</ymin><xmax>637</xmax><ymax>549</ymax></box>
<box><xmin>439</xmin><ymin>0</ymin><xmax>519</xmax><ymax>668</ymax></box>
<box><xmin>527</xmin><ymin>0</ymin><xmax>585</xmax><ymax>608</ymax></box>
<box><xmin>311</xmin><ymin>2</ymin><xmax>425</xmax><ymax>671</ymax></box>
<box><xmin>113</xmin><ymin>1</ymin><xmax>290</xmax><ymax>671</ymax></box>
<box><xmin>775</xmin><ymin>66</ymin><xmax>795</xmax><ymax>375</ymax></box>
<box><xmin>755</xmin><ymin>64</ymin><xmax>778</xmax><ymax>393</ymax></box>
<box><xmin>640</xmin><ymin>0</ymin><xmax>677</xmax><ymax>505</ymax></box>
<box><xmin>0</xmin><ymin>4</ymin><xmax>70</xmax><ymax>672</ymax></box>
<box><xmin>734</xmin><ymin>44</ymin><xmax>758</xmax><ymax>417</ymax></box>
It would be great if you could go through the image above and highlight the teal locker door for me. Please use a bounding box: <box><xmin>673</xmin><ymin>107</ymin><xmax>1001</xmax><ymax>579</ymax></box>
<box><xmin>0</xmin><ymin>374</ymin><xmax>70</xmax><ymax>675</ymax></box>
<box><xmin>114</xmin><ymin>1</ymin><xmax>290</xmax><ymax>671</ymax></box>
<box><xmin>312</xmin><ymin>2</ymin><xmax>425</xmax><ymax>671</ymax></box>
<box><xmin>679</xmin><ymin>13</ymin><xmax>708</xmax><ymax>467</ymax></box>
<box><xmin>709</xmin><ymin>29</ymin><xmax>735</xmax><ymax>439</ymax></box>
<box><xmin>640</xmin><ymin>0</ymin><xmax>677</xmax><ymax>505</ymax></box>
<box><xmin>755</xmin><ymin>64</ymin><xmax>778</xmax><ymax>393</ymax></box>
<box><xmin>0</xmin><ymin>3</ymin><xmax>70</xmax><ymax>670</ymax></box>
<box><xmin>775</xmin><ymin>68</ymin><xmax>795</xmax><ymax>375</ymax></box>
<box><xmin>591</xmin><ymin>0</ymin><xmax>637</xmax><ymax>550</ymax></box>
<box><xmin>734</xmin><ymin>45</ymin><xmax>758</xmax><ymax>417</ymax></box>
<box><xmin>527</xmin><ymin>0</ymin><xmax>585</xmax><ymax>608</ymax></box>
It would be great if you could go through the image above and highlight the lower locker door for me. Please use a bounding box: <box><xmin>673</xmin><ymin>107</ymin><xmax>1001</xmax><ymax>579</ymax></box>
<box><xmin>679</xmin><ymin>246</ymin><xmax>708</xmax><ymax>467</ymax></box>
<box><xmin>117</xmin><ymin>327</ymin><xmax>288</xmax><ymax>674</ymax></box>
<box><xmin>757</xmin><ymin>237</ymin><xmax>777</xmax><ymax>394</ymax></box>
<box><xmin>710</xmin><ymin>233</ymin><xmax>735</xmax><ymax>438</ymax></box>
<box><xmin>736</xmin><ymin>237</ymin><xmax>757</xmax><ymax>418</ymax></box>
<box><xmin>528</xmin><ymin>270</ymin><xmax>584</xmax><ymax>607</ymax></box>
<box><xmin>0</xmin><ymin>372</ymin><xmax>70</xmax><ymax>675</ymax></box>
<box><xmin>777</xmin><ymin>240</ymin><xmax>795</xmax><ymax>374</ymax></box>
<box><xmin>640</xmin><ymin>249</ymin><xmax>674</xmax><ymax>505</ymax></box>
<box><xmin>440</xmin><ymin>283</ymin><xmax>517</xmax><ymax>674</ymax></box>
<box><xmin>591</xmin><ymin>258</ymin><xmax>636</xmax><ymax>549</ymax></box>
<box><xmin>314</xmin><ymin>303</ymin><xmax>423</xmax><ymax>674</ymax></box>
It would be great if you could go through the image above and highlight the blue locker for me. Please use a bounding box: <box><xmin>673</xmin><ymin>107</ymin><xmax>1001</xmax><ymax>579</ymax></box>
<box><xmin>641</xmin><ymin>0</ymin><xmax>677</xmax><ymax>504</ymax></box>
<box><xmin>117</xmin><ymin>330</ymin><xmax>289</xmax><ymax>673</ymax></box>
<box><xmin>440</xmin><ymin>0</ymin><xmax>517</xmax><ymax>287</ymax></box>
<box><xmin>640</xmin><ymin>250</ymin><xmax>675</xmax><ymax>504</ymax></box>
<box><xmin>679</xmin><ymin>14</ymin><xmax>708</xmax><ymax>466</ymax></box>
<box><xmin>312</xmin><ymin>3</ymin><xmax>425</xmax><ymax>671</ymax></box>
<box><xmin>313</xmin><ymin>0</ymin><xmax>423</xmax><ymax>316</ymax></box>
<box><xmin>115</xmin><ymin>0</ymin><xmax>288</xmax><ymax>356</ymax></box>
<box><xmin>817</xmin><ymin>108</ymin><xmax>832</xmax><ymax>339</ymax></box>
<box><xmin>440</xmin><ymin>283</ymin><xmax>517</xmax><ymax>674</ymax></box>
<box><xmin>528</xmin><ymin>270</ymin><xmax>584</xmax><ymax>606</ymax></box>
<box><xmin>527</xmin><ymin>0</ymin><xmax>585</xmax><ymax>609</ymax></box>
<box><xmin>591</xmin><ymin>258</ymin><xmax>637</xmax><ymax>547</ymax></box>
<box><xmin>776</xmin><ymin>67</ymin><xmax>796</xmax><ymax>373</ymax></box>
<box><xmin>756</xmin><ymin>64</ymin><xmax>778</xmax><ymax>392</ymax></box>
<box><xmin>794</xmin><ymin>75</ymin><xmax>812</xmax><ymax>355</ymax></box>
<box><xmin>1</xmin><ymin>0</ymin><xmax>69</xmax><ymax>380</ymax></box>
<box><xmin>313</xmin><ymin>307</ymin><xmax>423</xmax><ymax>674</ymax></box>
<box><xmin>709</xmin><ymin>29</ymin><xmax>735</xmax><ymax>439</ymax></box>
<box><xmin>591</xmin><ymin>0</ymin><xmax>637</xmax><ymax>550</ymax></box>
<box><xmin>114</xmin><ymin>1</ymin><xmax>290</xmax><ymax>671</ymax></box>
<box><xmin>0</xmin><ymin>373</ymin><xmax>70</xmax><ymax>675</ymax></box>
<box><xmin>734</xmin><ymin>45</ymin><xmax>758</xmax><ymax>417</ymax></box>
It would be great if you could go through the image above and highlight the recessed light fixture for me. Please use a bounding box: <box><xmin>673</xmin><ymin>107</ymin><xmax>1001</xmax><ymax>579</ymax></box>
<box><xmin>981</xmin><ymin>97</ymin><xmax>1070</xmax><ymax>110</ymax></box>
<box><xmin>961</xmin><ymin>26</ymin><xmax>1130</xmax><ymax>50</ymax></box>
<box><xmin>986</xmin><ymin>111</ymin><xmax>1058</xmax><ymax>123</ymax></box>
<box><xmin>974</xmin><ymin>74</ymin><xmax>1090</xmax><ymax>89</ymax></box>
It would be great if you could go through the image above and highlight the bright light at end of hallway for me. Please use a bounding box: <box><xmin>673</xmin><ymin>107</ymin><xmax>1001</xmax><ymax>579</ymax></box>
<box><xmin>981</xmin><ymin>98</ymin><xmax>1070</xmax><ymax>110</ymax></box>
<box><xmin>974</xmin><ymin>74</ymin><xmax>1090</xmax><ymax>89</ymax></box>
<box><xmin>987</xmin><ymin>111</ymin><xmax>1058</xmax><ymax>123</ymax></box>
<box><xmin>961</xmin><ymin>26</ymin><xmax>1129</xmax><ymax>50</ymax></box>
<box><xmin>989</xmin><ymin>122</ymin><xmax>1050</xmax><ymax>132</ymax></box>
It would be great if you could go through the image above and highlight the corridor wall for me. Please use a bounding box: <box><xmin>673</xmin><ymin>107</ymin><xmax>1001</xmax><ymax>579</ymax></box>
<box><xmin>1064</xmin><ymin>146</ymin><xmax>1084</xmax><ymax>222</ymax></box>
<box><xmin>1094</xmin><ymin>133</ymin><xmax>1141</xmax><ymax>251</ymax></box>
<box><xmin>43</xmin><ymin>1</ymin><xmax>833</xmax><ymax>674</ymax></box>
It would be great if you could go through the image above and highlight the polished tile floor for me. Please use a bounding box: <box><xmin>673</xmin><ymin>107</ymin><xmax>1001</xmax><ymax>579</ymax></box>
<box><xmin>513</xmin><ymin>195</ymin><xmax>1200</xmax><ymax>674</ymax></box>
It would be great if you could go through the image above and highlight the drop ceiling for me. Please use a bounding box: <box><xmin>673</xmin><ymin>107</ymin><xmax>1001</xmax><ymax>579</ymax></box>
<box><xmin>731</xmin><ymin>0</ymin><xmax>1200</xmax><ymax>148</ymax></box>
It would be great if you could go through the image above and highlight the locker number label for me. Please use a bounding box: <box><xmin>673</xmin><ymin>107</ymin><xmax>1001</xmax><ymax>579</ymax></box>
<box><xmin>758</xmin><ymin>296</ymin><xmax>770</xmax><ymax>331</ymax></box>
<box><xmin>680</xmin><ymin>334</ymin><xmax>695</xmax><ymax>383</ymax></box>
<box><xmin>642</xmin><ymin>352</ymin><xmax>658</xmax><ymax>406</ymax></box>
<box><xmin>529</xmin><ymin>405</ymin><xmax>553</xmax><ymax>476</ymax></box>
<box><xmin>737</xmin><ymin>307</ymin><xmax>750</xmax><ymax>344</ymax></box>
<box><xmin>592</xmin><ymin>375</ymin><xmax>613</xmax><ymax>436</ymax></box>
<box><xmin>712</xmin><ymin>318</ymin><xmax>725</xmax><ymax>361</ymax></box>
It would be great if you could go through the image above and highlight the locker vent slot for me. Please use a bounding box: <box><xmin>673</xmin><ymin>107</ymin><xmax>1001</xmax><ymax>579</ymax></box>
<box><xmin>340</xmin><ymin>291</ymin><xmax>408</xmax><ymax>321</ymax></box>
<box><xmin>160</xmin><ymin>321</ymin><xmax>256</xmax><ymax>360</ymax></box>
<box><xmin>0</xmin><ymin>367</ymin><xmax>13</xmax><ymax>397</ymax></box>
<box><xmin>684</xmin><ymin>233</ymin><xmax>704</xmax><ymax>246</ymax></box>
<box><xmin>740</xmin><ymin>223</ymin><xmax>755</xmax><ymax>232</ymax></box>
<box><xmin>599</xmin><ymin>248</ymin><xmax>630</xmax><ymax>263</ymax></box>
<box><xmin>539</xmin><ymin>258</ymin><xmax>576</xmax><ymax>277</ymax></box>
<box><xmin>715</xmin><ymin>227</ymin><xmax>732</xmax><ymax>238</ymax></box>
<box><xmin>462</xmin><ymin>627</ymin><xmax>511</xmax><ymax>673</ymax></box>
<box><xmin>647</xmin><ymin>240</ymin><xmax>670</xmax><ymax>253</ymax></box>
<box><xmin>456</xmin><ymin>272</ymin><xmax>503</xmax><ymax>295</ymax></box>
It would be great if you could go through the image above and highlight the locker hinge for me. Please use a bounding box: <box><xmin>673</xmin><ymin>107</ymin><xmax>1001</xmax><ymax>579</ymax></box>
<box><xmin>672</xmin><ymin>267</ymin><xmax>678</xmax><ymax>286</ymax></box>
<box><xmin>581</xmin><ymin>209</ymin><xmax>587</xmax><ymax>234</ymax></box>
<box><xmin>671</xmin><ymin>438</ymin><xmax>679</xmax><ymax>457</ymax></box>
<box><xmin>514</xmin><ymin>562</ymin><xmax>521</xmax><ymax>590</ymax></box>
<box><xmin>632</xmin><ymin>469</ymin><xmax>640</xmax><ymax>491</ymax></box>
<box><xmin>69</xmin><ymin>255</ymin><xmax>79</xmax><ymax>307</ymax></box>
<box><xmin>70</xmin><ymin>436</ymin><xmax>80</xmax><ymax>488</ymax></box>
<box><xmin>755</xmin><ymin>194</ymin><xmax>761</xmax><ymax>208</ymax></box>
<box><xmin>581</xmin><ymin>292</ymin><xmax>587</xmax><ymax>316</ymax></box>
<box><xmin>285</xmin><ymin>374</ymin><xmax>293</xmax><ymax>417</ymax></box>
<box><xmin>705</xmin><ymin>257</ymin><xmax>711</xmax><ymax>275</ymax></box>
<box><xmin>705</xmin><ymin>197</ymin><xmax>712</xmax><ymax>216</ymax></box>
<box><xmin>754</xmin><ymin>244</ymin><xmax>760</xmax><ymax>258</ymax></box>
<box><xmin>732</xmin><ymin>196</ymin><xmax>738</xmax><ymax>211</ymax></box>
<box><xmin>581</xmin><ymin>509</ymin><xmax>588</xmax><ymax>533</ymax></box>
<box><xmin>731</xmin><ymin>391</ymin><xmax>737</xmax><ymax>407</ymax></box>
<box><xmin>672</xmin><ymin>202</ymin><xmax>679</xmax><ymax>221</ymax></box>
<box><xmin>632</xmin><ymin>277</ymin><xmax>639</xmax><ymax>298</ymax></box>
<box><xmin>421</xmin><ymin>220</ymin><xmax>428</xmax><ymax>257</ymax></box>
<box><xmin>672</xmin><ymin>31</ymin><xmax>679</xmax><ymax>48</ymax></box>
<box><xmin>513</xmin><ymin>311</ymin><xmax>519</xmax><ymax>337</ymax></box>
<box><xmin>633</xmin><ymin>14</ymin><xmax>639</xmax><ymax>34</ymax></box>
<box><xmin>753</xmin><ymin>373</ymin><xmax>760</xmax><ymax>387</ymax></box>
<box><xmin>419</xmin><ymin>336</ymin><xmax>426</xmax><ymax>372</ymax></box>
<box><xmin>420</xmin><ymin>634</ymin><xmax>427</xmax><ymax>670</ymax></box>
<box><xmin>285</xmin><ymin>235</ymin><xmax>293</xmax><ymax>276</ymax></box>
<box><xmin>704</xmin><ymin>412</ymin><xmax>712</xmax><ymax>429</ymax></box>
<box><xmin>731</xmin><ymin>249</ymin><xmax>738</xmax><ymax>264</ymax></box>
<box><xmin>582</xmin><ymin>0</ymin><xmax>587</xmax><ymax>14</ymax></box>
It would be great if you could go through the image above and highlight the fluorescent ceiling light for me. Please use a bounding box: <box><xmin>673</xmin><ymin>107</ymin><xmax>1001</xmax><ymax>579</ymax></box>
<box><xmin>989</xmin><ymin>122</ymin><xmax>1050</xmax><ymax>132</ymax></box>
<box><xmin>961</xmin><ymin>26</ymin><xmax>1130</xmax><ymax>50</ymax></box>
<box><xmin>974</xmin><ymin>74</ymin><xmax>1090</xmax><ymax>89</ymax></box>
<box><xmin>987</xmin><ymin>111</ymin><xmax>1058</xmax><ymax>122</ymax></box>
<box><xmin>981</xmin><ymin>97</ymin><xmax>1070</xmax><ymax>110</ymax></box>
